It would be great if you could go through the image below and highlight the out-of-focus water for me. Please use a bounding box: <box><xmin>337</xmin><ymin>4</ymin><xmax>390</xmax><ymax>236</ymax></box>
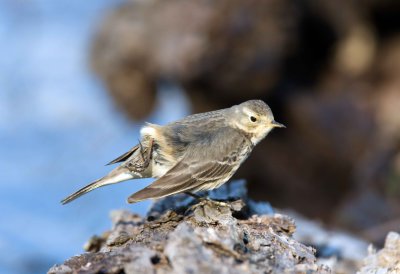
<box><xmin>0</xmin><ymin>1</ymin><xmax>189</xmax><ymax>273</ymax></box>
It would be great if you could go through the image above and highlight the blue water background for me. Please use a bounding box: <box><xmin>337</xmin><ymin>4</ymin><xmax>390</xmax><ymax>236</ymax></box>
<box><xmin>0</xmin><ymin>1</ymin><xmax>189</xmax><ymax>273</ymax></box>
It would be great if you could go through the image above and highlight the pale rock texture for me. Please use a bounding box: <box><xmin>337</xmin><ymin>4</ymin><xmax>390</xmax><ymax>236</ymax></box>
<box><xmin>357</xmin><ymin>232</ymin><xmax>400</xmax><ymax>274</ymax></box>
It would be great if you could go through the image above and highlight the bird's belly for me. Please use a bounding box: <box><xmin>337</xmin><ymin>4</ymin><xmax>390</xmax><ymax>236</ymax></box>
<box><xmin>151</xmin><ymin>162</ymin><xmax>171</xmax><ymax>178</ymax></box>
<box><xmin>150</xmin><ymin>148</ymin><xmax>176</xmax><ymax>178</ymax></box>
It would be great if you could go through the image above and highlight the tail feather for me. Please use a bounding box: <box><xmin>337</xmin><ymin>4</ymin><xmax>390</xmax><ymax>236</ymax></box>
<box><xmin>61</xmin><ymin>178</ymin><xmax>104</xmax><ymax>205</ymax></box>
<box><xmin>61</xmin><ymin>169</ymin><xmax>133</xmax><ymax>204</ymax></box>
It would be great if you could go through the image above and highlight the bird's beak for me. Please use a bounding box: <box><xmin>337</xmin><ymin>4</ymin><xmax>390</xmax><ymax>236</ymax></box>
<box><xmin>271</xmin><ymin>120</ymin><xmax>286</xmax><ymax>128</ymax></box>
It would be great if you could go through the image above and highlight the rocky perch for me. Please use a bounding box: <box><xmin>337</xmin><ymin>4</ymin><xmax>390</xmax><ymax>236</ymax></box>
<box><xmin>49</xmin><ymin>181</ymin><xmax>396</xmax><ymax>274</ymax></box>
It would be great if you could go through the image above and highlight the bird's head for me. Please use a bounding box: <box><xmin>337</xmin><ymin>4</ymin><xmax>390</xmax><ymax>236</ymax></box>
<box><xmin>229</xmin><ymin>100</ymin><xmax>285</xmax><ymax>145</ymax></box>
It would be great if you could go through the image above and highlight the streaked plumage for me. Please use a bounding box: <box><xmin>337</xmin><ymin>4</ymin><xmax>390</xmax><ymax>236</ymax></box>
<box><xmin>61</xmin><ymin>100</ymin><xmax>284</xmax><ymax>204</ymax></box>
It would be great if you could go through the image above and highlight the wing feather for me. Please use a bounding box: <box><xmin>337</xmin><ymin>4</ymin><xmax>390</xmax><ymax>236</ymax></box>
<box><xmin>127</xmin><ymin>126</ymin><xmax>251</xmax><ymax>203</ymax></box>
<box><xmin>106</xmin><ymin>144</ymin><xmax>139</xmax><ymax>165</ymax></box>
<box><xmin>127</xmin><ymin>158</ymin><xmax>235</xmax><ymax>203</ymax></box>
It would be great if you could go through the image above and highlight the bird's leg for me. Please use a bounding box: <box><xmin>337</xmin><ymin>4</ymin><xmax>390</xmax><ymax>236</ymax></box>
<box><xmin>184</xmin><ymin>192</ymin><xmax>203</xmax><ymax>200</ymax></box>
<box><xmin>141</xmin><ymin>139</ymin><xmax>154</xmax><ymax>164</ymax></box>
<box><xmin>143</xmin><ymin>138</ymin><xmax>153</xmax><ymax>167</ymax></box>
<box><xmin>138</xmin><ymin>139</ymin><xmax>146</xmax><ymax>162</ymax></box>
<box><xmin>133</xmin><ymin>139</ymin><xmax>153</xmax><ymax>171</ymax></box>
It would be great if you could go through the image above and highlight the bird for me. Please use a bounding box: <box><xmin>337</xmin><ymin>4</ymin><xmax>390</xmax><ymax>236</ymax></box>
<box><xmin>61</xmin><ymin>100</ymin><xmax>285</xmax><ymax>205</ymax></box>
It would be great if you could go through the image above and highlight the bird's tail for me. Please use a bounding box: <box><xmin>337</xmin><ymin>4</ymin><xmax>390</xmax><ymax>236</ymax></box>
<box><xmin>61</xmin><ymin>168</ymin><xmax>133</xmax><ymax>205</ymax></box>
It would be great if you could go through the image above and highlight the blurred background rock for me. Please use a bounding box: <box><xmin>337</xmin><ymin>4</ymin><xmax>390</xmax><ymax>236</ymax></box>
<box><xmin>2</xmin><ymin>0</ymin><xmax>399</xmax><ymax>273</ymax></box>
<box><xmin>91</xmin><ymin>0</ymin><xmax>400</xmax><ymax>243</ymax></box>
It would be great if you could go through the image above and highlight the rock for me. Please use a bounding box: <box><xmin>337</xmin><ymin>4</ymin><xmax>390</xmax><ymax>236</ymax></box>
<box><xmin>357</xmin><ymin>231</ymin><xmax>400</xmax><ymax>274</ymax></box>
<box><xmin>289</xmin><ymin>210</ymin><xmax>369</xmax><ymax>273</ymax></box>
<box><xmin>48</xmin><ymin>181</ymin><xmax>330</xmax><ymax>274</ymax></box>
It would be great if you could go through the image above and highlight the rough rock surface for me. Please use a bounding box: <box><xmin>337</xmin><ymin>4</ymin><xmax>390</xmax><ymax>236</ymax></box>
<box><xmin>49</xmin><ymin>181</ymin><xmax>331</xmax><ymax>274</ymax></box>
<box><xmin>357</xmin><ymin>231</ymin><xmax>400</xmax><ymax>274</ymax></box>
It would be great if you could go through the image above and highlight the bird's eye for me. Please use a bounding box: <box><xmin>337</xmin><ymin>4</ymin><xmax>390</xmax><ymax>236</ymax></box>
<box><xmin>250</xmin><ymin>116</ymin><xmax>257</xmax><ymax>122</ymax></box>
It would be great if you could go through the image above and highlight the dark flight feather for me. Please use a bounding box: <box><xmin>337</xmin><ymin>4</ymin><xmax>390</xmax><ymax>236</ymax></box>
<box><xmin>106</xmin><ymin>144</ymin><xmax>139</xmax><ymax>165</ymax></box>
<box><xmin>127</xmin><ymin>160</ymin><xmax>235</xmax><ymax>203</ymax></box>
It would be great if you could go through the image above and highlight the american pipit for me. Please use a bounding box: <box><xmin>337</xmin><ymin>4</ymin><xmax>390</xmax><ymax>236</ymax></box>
<box><xmin>61</xmin><ymin>100</ymin><xmax>284</xmax><ymax>204</ymax></box>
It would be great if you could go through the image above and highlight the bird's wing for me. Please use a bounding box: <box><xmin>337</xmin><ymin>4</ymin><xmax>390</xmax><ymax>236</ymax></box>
<box><xmin>127</xmin><ymin>157</ymin><xmax>237</xmax><ymax>203</ymax></box>
<box><xmin>106</xmin><ymin>144</ymin><xmax>139</xmax><ymax>165</ymax></box>
<box><xmin>127</xmin><ymin>128</ymin><xmax>250</xmax><ymax>203</ymax></box>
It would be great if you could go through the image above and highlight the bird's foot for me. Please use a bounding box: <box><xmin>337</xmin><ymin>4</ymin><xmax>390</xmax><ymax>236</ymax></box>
<box><xmin>184</xmin><ymin>192</ymin><xmax>230</xmax><ymax>208</ymax></box>
<box><xmin>185</xmin><ymin>195</ymin><xmax>232</xmax><ymax>221</ymax></box>
<box><xmin>200</xmin><ymin>198</ymin><xmax>230</xmax><ymax>208</ymax></box>
<box><xmin>186</xmin><ymin>198</ymin><xmax>232</xmax><ymax>224</ymax></box>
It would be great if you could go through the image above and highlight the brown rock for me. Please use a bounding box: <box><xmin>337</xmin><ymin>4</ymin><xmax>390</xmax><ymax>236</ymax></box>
<box><xmin>48</xmin><ymin>181</ymin><xmax>330</xmax><ymax>274</ymax></box>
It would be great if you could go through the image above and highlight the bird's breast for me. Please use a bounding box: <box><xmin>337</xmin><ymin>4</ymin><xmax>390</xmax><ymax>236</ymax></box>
<box><xmin>150</xmin><ymin>145</ymin><xmax>177</xmax><ymax>178</ymax></box>
<box><xmin>151</xmin><ymin>161</ymin><xmax>171</xmax><ymax>178</ymax></box>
